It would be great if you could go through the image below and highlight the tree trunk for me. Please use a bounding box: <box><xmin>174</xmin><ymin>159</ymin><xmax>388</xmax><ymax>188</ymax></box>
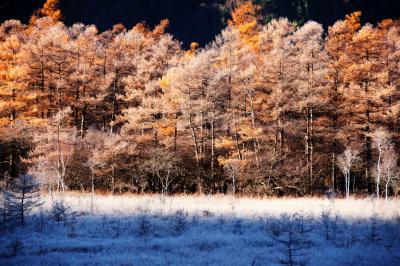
<box><xmin>376</xmin><ymin>147</ymin><xmax>382</xmax><ymax>199</ymax></box>
<box><xmin>310</xmin><ymin>107</ymin><xmax>314</xmax><ymax>192</ymax></box>
<box><xmin>80</xmin><ymin>106</ymin><xmax>86</xmax><ymax>139</ymax></box>
<box><xmin>110</xmin><ymin>70</ymin><xmax>118</xmax><ymax>134</ymax></box>
<box><xmin>20</xmin><ymin>186</ymin><xmax>25</xmax><ymax>225</ymax></box>
<box><xmin>174</xmin><ymin>113</ymin><xmax>178</xmax><ymax>153</ymax></box>
<box><xmin>111</xmin><ymin>155</ymin><xmax>115</xmax><ymax>195</ymax></box>
<box><xmin>332</xmin><ymin>139</ymin><xmax>336</xmax><ymax>192</ymax></box>
<box><xmin>189</xmin><ymin>114</ymin><xmax>201</xmax><ymax>194</ymax></box>
<box><xmin>232</xmin><ymin>173</ymin><xmax>236</xmax><ymax>198</ymax></box>
<box><xmin>306</xmin><ymin>107</ymin><xmax>313</xmax><ymax>192</ymax></box>
<box><xmin>365</xmin><ymin>80</ymin><xmax>373</xmax><ymax>194</ymax></box>
<box><xmin>91</xmin><ymin>173</ymin><xmax>94</xmax><ymax>215</ymax></box>
<box><xmin>211</xmin><ymin>101</ymin><xmax>216</xmax><ymax>193</ymax></box>
<box><xmin>248</xmin><ymin>91</ymin><xmax>260</xmax><ymax>169</ymax></box>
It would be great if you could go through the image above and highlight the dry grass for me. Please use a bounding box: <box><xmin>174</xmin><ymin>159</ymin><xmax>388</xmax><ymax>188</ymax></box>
<box><xmin>43</xmin><ymin>192</ymin><xmax>400</xmax><ymax>220</ymax></box>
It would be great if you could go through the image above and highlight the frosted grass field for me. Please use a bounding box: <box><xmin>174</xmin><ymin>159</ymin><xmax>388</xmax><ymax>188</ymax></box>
<box><xmin>1</xmin><ymin>194</ymin><xmax>400</xmax><ymax>265</ymax></box>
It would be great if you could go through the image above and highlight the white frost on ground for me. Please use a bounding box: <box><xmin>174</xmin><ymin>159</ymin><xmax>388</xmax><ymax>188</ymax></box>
<box><xmin>1</xmin><ymin>194</ymin><xmax>399</xmax><ymax>266</ymax></box>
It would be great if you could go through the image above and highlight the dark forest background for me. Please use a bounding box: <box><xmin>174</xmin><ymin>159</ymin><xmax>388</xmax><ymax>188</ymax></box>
<box><xmin>1</xmin><ymin>0</ymin><xmax>400</xmax><ymax>46</ymax></box>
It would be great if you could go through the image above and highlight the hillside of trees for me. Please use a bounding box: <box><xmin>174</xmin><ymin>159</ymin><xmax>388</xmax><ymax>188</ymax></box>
<box><xmin>1</xmin><ymin>0</ymin><xmax>400</xmax><ymax>197</ymax></box>
<box><xmin>1</xmin><ymin>1</ymin><xmax>400</xmax><ymax>46</ymax></box>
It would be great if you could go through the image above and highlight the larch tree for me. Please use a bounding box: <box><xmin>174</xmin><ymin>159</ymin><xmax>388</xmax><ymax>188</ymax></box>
<box><xmin>325</xmin><ymin>12</ymin><xmax>361</xmax><ymax>192</ymax></box>
<box><xmin>0</xmin><ymin>21</ymin><xmax>34</xmax><ymax>185</ymax></box>
<box><xmin>84</xmin><ymin>129</ymin><xmax>129</xmax><ymax>195</ymax></box>
<box><xmin>121</xmin><ymin>21</ymin><xmax>181</xmax><ymax>191</ymax></box>
<box><xmin>378</xmin><ymin>20</ymin><xmax>400</xmax><ymax>135</ymax></box>
<box><xmin>0</xmin><ymin>30</ymin><xmax>24</xmax><ymax>124</ymax></box>
<box><xmin>68</xmin><ymin>24</ymin><xmax>106</xmax><ymax>138</ymax></box>
<box><xmin>257</xmin><ymin>18</ymin><xmax>297</xmax><ymax>192</ymax></box>
<box><xmin>258</xmin><ymin>18</ymin><xmax>296</xmax><ymax>156</ymax></box>
<box><xmin>8</xmin><ymin>174</ymin><xmax>42</xmax><ymax>226</ymax></box>
<box><xmin>343</xmin><ymin>23</ymin><xmax>391</xmax><ymax>193</ymax></box>
<box><xmin>30</xmin><ymin>0</ymin><xmax>62</xmax><ymax>25</ymax></box>
<box><xmin>162</xmin><ymin>49</ymin><xmax>212</xmax><ymax>193</ymax></box>
<box><xmin>211</xmin><ymin>2</ymin><xmax>266</xmax><ymax>193</ymax></box>
<box><xmin>227</xmin><ymin>1</ymin><xmax>261</xmax><ymax>50</ymax></box>
<box><xmin>28</xmin><ymin>108</ymin><xmax>76</xmax><ymax>195</ymax></box>
<box><xmin>291</xmin><ymin>21</ymin><xmax>328</xmax><ymax>192</ymax></box>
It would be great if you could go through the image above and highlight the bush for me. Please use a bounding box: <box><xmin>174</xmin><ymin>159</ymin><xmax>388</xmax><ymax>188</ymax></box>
<box><xmin>137</xmin><ymin>214</ymin><xmax>152</xmax><ymax>237</ymax></box>
<box><xmin>171</xmin><ymin>209</ymin><xmax>187</xmax><ymax>234</ymax></box>
<box><xmin>50</xmin><ymin>200</ymin><xmax>70</xmax><ymax>224</ymax></box>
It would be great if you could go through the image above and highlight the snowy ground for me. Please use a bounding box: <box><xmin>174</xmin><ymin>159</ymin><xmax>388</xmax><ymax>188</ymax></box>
<box><xmin>1</xmin><ymin>194</ymin><xmax>400</xmax><ymax>266</ymax></box>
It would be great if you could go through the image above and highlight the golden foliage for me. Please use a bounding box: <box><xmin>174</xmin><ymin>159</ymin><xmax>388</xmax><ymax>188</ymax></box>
<box><xmin>228</xmin><ymin>1</ymin><xmax>261</xmax><ymax>50</ymax></box>
<box><xmin>215</xmin><ymin>136</ymin><xmax>235</xmax><ymax>149</ymax></box>
<box><xmin>345</xmin><ymin>11</ymin><xmax>362</xmax><ymax>32</ymax></box>
<box><xmin>185</xmin><ymin>42</ymin><xmax>199</xmax><ymax>58</ymax></box>
<box><xmin>112</xmin><ymin>23</ymin><xmax>126</xmax><ymax>35</ymax></box>
<box><xmin>152</xmin><ymin>19</ymin><xmax>170</xmax><ymax>37</ymax></box>
<box><xmin>159</xmin><ymin>77</ymin><xmax>170</xmax><ymax>89</ymax></box>
<box><xmin>132</xmin><ymin>23</ymin><xmax>150</xmax><ymax>35</ymax></box>
<box><xmin>30</xmin><ymin>0</ymin><xmax>62</xmax><ymax>24</ymax></box>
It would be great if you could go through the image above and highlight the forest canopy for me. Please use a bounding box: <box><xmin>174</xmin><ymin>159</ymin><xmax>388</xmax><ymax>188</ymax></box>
<box><xmin>1</xmin><ymin>0</ymin><xmax>400</xmax><ymax>46</ymax></box>
<box><xmin>1</xmin><ymin>0</ymin><xmax>400</xmax><ymax>197</ymax></box>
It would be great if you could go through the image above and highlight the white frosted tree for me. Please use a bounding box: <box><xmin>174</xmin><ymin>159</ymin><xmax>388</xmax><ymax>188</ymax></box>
<box><xmin>373</xmin><ymin>128</ymin><xmax>390</xmax><ymax>199</ymax></box>
<box><xmin>140</xmin><ymin>148</ymin><xmax>181</xmax><ymax>195</ymax></box>
<box><xmin>382</xmin><ymin>145</ymin><xmax>397</xmax><ymax>201</ymax></box>
<box><xmin>291</xmin><ymin>21</ymin><xmax>328</xmax><ymax>191</ymax></box>
<box><xmin>28</xmin><ymin>108</ymin><xmax>76</xmax><ymax>195</ymax></box>
<box><xmin>337</xmin><ymin>148</ymin><xmax>359</xmax><ymax>198</ymax></box>
<box><xmin>85</xmin><ymin>130</ymin><xmax>128</xmax><ymax>195</ymax></box>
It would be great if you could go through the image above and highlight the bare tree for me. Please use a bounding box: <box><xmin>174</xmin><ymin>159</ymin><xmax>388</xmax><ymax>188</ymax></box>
<box><xmin>28</xmin><ymin>108</ymin><xmax>76</xmax><ymax>196</ymax></box>
<box><xmin>381</xmin><ymin>145</ymin><xmax>398</xmax><ymax>201</ymax></box>
<box><xmin>337</xmin><ymin>148</ymin><xmax>359</xmax><ymax>198</ymax></box>
<box><xmin>85</xmin><ymin>130</ymin><xmax>129</xmax><ymax>195</ymax></box>
<box><xmin>373</xmin><ymin>128</ymin><xmax>390</xmax><ymax>199</ymax></box>
<box><xmin>140</xmin><ymin>149</ymin><xmax>182</xmax><ymax>195</ymax></box>
<box><xmin>223</xmin><ymin>159</ymin><xmax>241</xmax><ymax>197</ymax></box>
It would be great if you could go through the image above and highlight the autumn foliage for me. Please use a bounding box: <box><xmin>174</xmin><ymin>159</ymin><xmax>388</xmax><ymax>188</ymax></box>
<box><xmin>0</xmin><ymin>1</ymin><xmax>400</xmax><ymax>197</ymax></box>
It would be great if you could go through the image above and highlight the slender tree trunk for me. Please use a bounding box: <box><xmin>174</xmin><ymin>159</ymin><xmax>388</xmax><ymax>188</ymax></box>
<box><xmin>20</xmin><ymin>184</ymin><xmax>25</xmax><ymax>225</ymax></box>
<box><xmin>376</xmin><ymin>147</ymin><xmax>382</xmax><ymax>199</ymax></box>
<box><xmin>331</xmin><ymin>80</ymin><xmax>338</xmax><ymax>192</ymax></box>
<box><xmin>7</xmin><ymin>151</ymin><xmax>13</xmax><ymax>187</ymax></box>
<box><xmin>174</xmin><ymin>113</ymin><xmax>178</xmax><ymax>153</ymax></box>
<box><xmin>364</xmin><ymin>79</ymin><xmax>373</xmax><ymax>194</ymax></box>
<box><xmin>232</xmin><ymin>172</ymin><xmax>236</xmax><ymax>198</ymax></box>
<box><xmin>200</xmin><ymin>87</ymin><xmax>205</xmax><ymax>155</ymax></box>
<box><xmin>385</xmin><ymin>170</ymin><xmax>390</xmax><ymax>202</ymax></box>
<box><xmin>310</xmin><ymin>107</ymin><xmax>314</xmax><ymax>192</ymax></box>
<box><xmin>347</xmin><ymin>171</ymin><xmax>351</xmax><ymax>198</ymax></box>
<box><xmin>232</xmin><ymin>109</ymin><xmax>242</xmax><ymax>160</ymax></box>
<box><xmin>110</xmin><ymin>70</ymin><xmax>118</xmax><ymax>134</ymax></box>
<box><xmin>80</xmin><ymin>106</ymin><xmax>86</xmax><ymax>139</ymax></box>
<box><xmin>248</xmin><ymin>91</ymin><xmax>260</xmax><ymax>169</ymax></box>
<box><xmin>111</xmin><ymin>156</ymin><xmax>115</xmax><ymax>195</ymax></box>
<box><xmin>189</xmin><ymin>114</ymin><xmax>201</xmax><ymax>194</ymax></box>
<box><xmin>385</xmin><ymin>170</ymin><xmax>389</xmax><ymax>202</ymax></box>
<box><xmin>211</xmin><ymin>101</ymin><xmax>216</xmax><ymax>193</ymax></box>
<box><xmin>278</xmin><ymin>116</ymin><xmax>284</xmax><ymax>151</ymax></box>
<box><xmin>306</xmin><ymin>107</ymin><xmax>313</xmax><ymax>192</ymax></box>
<box><xmin>91</xmin><ymin>173</ymin><xmax>94</xmax><ymax>215</ymax></box>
